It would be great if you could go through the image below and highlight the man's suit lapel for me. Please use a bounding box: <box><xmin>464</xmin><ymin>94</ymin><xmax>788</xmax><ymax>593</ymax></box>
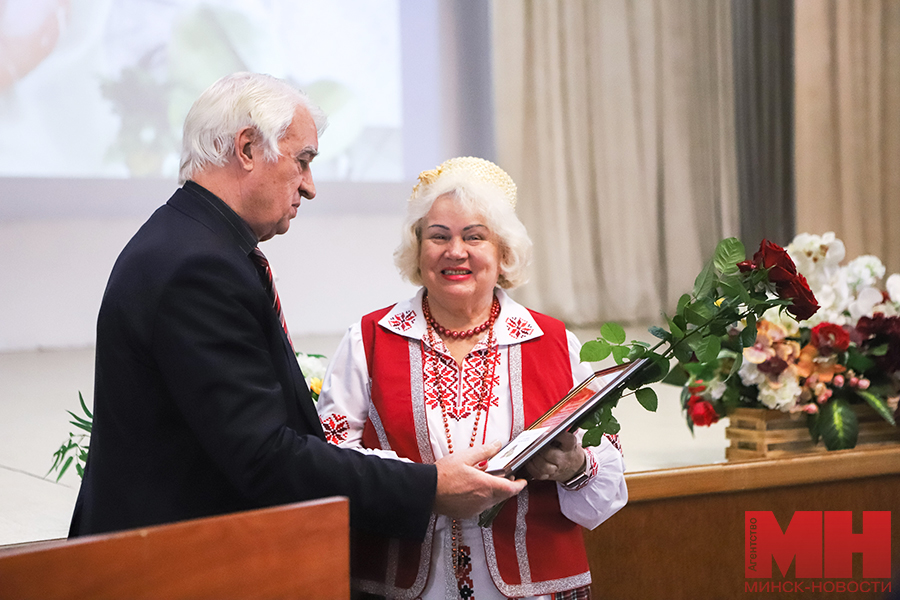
<box><xmin>168</xmin><ymin>186</ymin><xmax>325</xmax><ymax>439</ymax></box>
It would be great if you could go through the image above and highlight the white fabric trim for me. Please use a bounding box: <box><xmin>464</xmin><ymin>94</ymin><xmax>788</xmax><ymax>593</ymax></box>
<box><xmin>377</xmin><ymin>288</ymin><xmax>544</xmax><ymax>345</ymax></box>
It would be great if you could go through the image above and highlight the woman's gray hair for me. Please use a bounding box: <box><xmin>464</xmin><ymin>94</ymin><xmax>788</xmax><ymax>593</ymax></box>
<box><xmin>178</xmin><ymin>72</ymin><xmax>328</xmax><ymax>183</ymax></box>
<box><xmin>394</xmin><ymin>160</ymin><xmax>532</xmax><ymax>289</ymax></box>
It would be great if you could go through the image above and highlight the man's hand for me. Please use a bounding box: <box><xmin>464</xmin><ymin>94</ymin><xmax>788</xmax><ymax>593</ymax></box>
<box><xmin>432</xmin><ymin>442</ymin><xmax>527</xmax><ymax>519</ymax></box>
<box><xmin>524</xmin><ymin>431</ymin><xmax>586</xmax><ymax>483</ymax></box>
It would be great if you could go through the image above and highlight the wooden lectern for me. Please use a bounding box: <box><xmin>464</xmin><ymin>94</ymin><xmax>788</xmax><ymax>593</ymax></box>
<box><xmin>0</xmin><ymin>496</ymin><xmax>349</xmax><ymax>600</ymax></box>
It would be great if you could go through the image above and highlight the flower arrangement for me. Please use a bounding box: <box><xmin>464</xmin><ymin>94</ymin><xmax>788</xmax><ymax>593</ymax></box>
<box><xmin>578</xmin><ymin>235</ymin><xmax>899</xmax><ymax>451</ymax></box>
<box><xmin>679</xmin><ymin>233</ymin><xmax>899</xmax><ymax>450</ymax></box>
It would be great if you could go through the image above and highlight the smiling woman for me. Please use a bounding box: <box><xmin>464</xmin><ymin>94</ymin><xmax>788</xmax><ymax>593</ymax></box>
<box><xmin>315</xmin><ymin>156</ymin><xmax>629</xmax><ymax>599</ymax></box>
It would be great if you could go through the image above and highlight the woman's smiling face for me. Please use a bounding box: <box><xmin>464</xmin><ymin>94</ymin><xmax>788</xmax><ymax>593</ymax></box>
<box><xmin>418</xmin><ymin>194</ymin><xmax>502</xmax><ymax>308</ymax></box>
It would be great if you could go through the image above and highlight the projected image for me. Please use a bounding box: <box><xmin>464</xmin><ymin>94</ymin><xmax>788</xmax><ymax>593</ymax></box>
<box><xmin>0</xmin><ymin>0</ymin><xmax>403</xmax><ymax>180</ymax></box>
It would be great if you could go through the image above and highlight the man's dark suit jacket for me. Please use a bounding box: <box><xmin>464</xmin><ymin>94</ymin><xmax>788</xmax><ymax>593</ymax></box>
<box><xmin>69</xmin><ymin>182</ymin><xmax>436</xmax><ymax>539</ymax></box>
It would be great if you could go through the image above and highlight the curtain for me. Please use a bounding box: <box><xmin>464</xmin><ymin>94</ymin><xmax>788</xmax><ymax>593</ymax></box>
<box><xmin>732</xmin><ymin>0</ymin><xmax>796</xmax><ymax>249</ymax></box>
<box><xmin>492</xmin><ymin>0</ymin><xmax>739</xmax><ymax>326</ymax></box>
<box><xmin>795</xmin><ymin>0</ymin><xmax>900</xmax><ymax>274</ymax></box>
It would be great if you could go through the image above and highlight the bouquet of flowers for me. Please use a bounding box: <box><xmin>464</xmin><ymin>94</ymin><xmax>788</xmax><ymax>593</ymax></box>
<box><xmin>578</xmin><ymin>235</ymin><xmax>899</xmax><ymax>451</ymax></box>
<box><xmin>681</xmin><ymin>233</ymin><xmax>899</xmax><ymax>450</ymax></box>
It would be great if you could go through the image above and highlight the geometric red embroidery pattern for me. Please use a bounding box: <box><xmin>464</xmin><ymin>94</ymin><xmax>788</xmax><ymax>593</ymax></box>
<box><xmin>454</xmin><ymin>544</ymin><xmax>474</xmax><ymax>599</ymax></box>
<box><xmin>563</xmin><ymin>449</ymin><xmax>599</xmax><ymax>492</ymax></box>
<box><xmin>388</xmin><ymin>309</ymin><xmax>416</xmax><ymax>331</ymax></box>
<box><xmin>422</xmin><ymin>338</ymin><xmax>499</xmax><ymax>421</ymax></box>
<box><xmin>320</xmin><ymin>414</ymin><xmax>349</xmax><ymax>445</ymax></box>
<box><xmin>605</xmin><ymin>433</ymin><xmax>623</xmax><ymax>455</ymax></box>
<box><xmin>552</xmin><ymin>585</ymin><xmax>593</xmax><ymax>599</ymax></box>
<box><xmin>505</xmin><ymin>316</ymin><xmax>534</xmax><ymax>339</ymax></box>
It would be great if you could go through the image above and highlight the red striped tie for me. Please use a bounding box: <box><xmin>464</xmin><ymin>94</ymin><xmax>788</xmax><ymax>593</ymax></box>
<box><xmin>249</xmin><ymin>247</ymin><xmax>294</xmax><ymax>349</ymax></box>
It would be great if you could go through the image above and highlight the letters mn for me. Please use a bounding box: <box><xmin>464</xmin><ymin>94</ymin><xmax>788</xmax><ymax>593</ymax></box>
<box><xmin>745</xmin><ymin>511</ymin><xmax>891</xmax><ymax>579</ymax></box>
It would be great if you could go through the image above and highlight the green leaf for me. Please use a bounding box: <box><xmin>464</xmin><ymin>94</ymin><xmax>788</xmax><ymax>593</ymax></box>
<box><xmin>69</xmin><ymin>419</ymin><xmax>93</xmax><ymax>434</ymax></box>
<box><xmin>807</xmin><ymin>411</ymin><xmax>821</xmax><ymax>445</ymax></box>
<box><xmin>687</xmin><ymin>334</ymin><xmax>721</xmax><ymax>365</ymax></box>
<box><xmin>667</xmin><ymin>317</ymin><xmax>684</xmax><ymax>339</ymax></box>
<box><xmin>57</xmin><ymin>456</ymin><xmax>73</xmax><ymax>482</ymax></box>
<box><xmin>78</xmin><ymin>391</ymin><xmax>93</xmax><ymax>420</ymax></box>
<box><xmin>740</xmin><ymin>315</ymin><xmax>758</xmax><ymax>348</ymax></box>
<box><xmin>611</xmin><ymin>345</ymin><xmax>630</xmax><ymax>364</ymax></box>
<box><xmin>868</xmin><ymin>343</ymin><xmax>889</xmax><ymax>357</ymax></box>
<box><xmin>672</xmin><ymin>343</ymin><xmax>694</xmax><ymax>364</ymax></box>
<box><xmin>600</xmin><ymin>414</ymin><xmax>621</xmax><ymax>435</ymax></box>
<box><xmin>718</xmin><ymin>274</ymin><xmax>747</xmax><ymax>303</ymax></box>
<box><xmin>676</xmin><ymin>293</ymin><xmax>691</xmax><ymax>315</ymax></box>
<box><xmin>639</xmin><ymin>355</ymin><xmax>670</xmax><ymax>385</ymax></box>
<box><xmin>727</xmin><ymin>352</ymin><xmax>743</xmax><ymax>380</ymax></box>
<box><xmin>692</xmin><ymin>259</ymin><xmax>717</xmax><ymax>299</ymax></box>
<box><xmin>648</xmin><ymin>326</ymin><xmax>670</xmax><ymax>341</ymax></box>
<box><xmin>635</xmin><ymin>387</ymin><xmax>658</xmax><ymax>412</ymax></box>
<box><xmin>819</xmin><ymin>399</ymin><xmax>859</xmax><ymax>450</ymax></box>
<box><xmin>684</xmin><ymin>299</ymin><xmax>715</xmax><ymax>325</ymax></box>
<box><xmin>855</xmin><ymin>390</ymin><xmax>896</xmax><ymax>425</ymax></box>
<box><xmin>661</xmin><ymin>364</ymin><xmax>690</xmax><ymax>386</ymax></box>
<box><xmin>580</xmin><ymin>339</ymin><xmax>612</xmax><ymax>362</ymax></box>
<box><xmin>600</xmin><ymin>322</ymin><xmax>627</xmax><ymax>345</ymax></box>
<box><xmin>713</xmin><ymin>238</ymin><xmax>746</xmax><ymax>274</ymax></box>
<box><xmin>627</xmin><ymin>345</ymin><xmax>648</xmax><ymax>362</ymax></box>
<box><xmin>582</xmin><ymin>426</ymin><xmax>606</xmax><ymax>447</ymax></box>
<box><xmin>845</xmin><ymin>347</ymin><xmax>876</xmax><ymax>374</ymax></box>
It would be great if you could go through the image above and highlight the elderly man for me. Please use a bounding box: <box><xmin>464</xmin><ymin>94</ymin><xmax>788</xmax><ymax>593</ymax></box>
<box><xmin>69</xmin><ymin>72</ymin><xmax>524</xmax><ymax>539</ymax></box>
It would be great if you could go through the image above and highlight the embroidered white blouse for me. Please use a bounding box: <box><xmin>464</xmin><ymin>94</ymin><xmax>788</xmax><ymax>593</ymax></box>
<box><xmin>316</xmin><ymin>288</ymin><xmax>628</xmax><ymax>600</ymax></box>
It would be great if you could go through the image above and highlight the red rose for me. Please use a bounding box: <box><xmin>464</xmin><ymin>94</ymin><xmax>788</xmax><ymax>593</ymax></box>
<box><xmin>753</xmin><ymin>240</ymin><xmax>797</xmax><ymax>284</ymax></box>
<box><xmin>687</xmin><ymin>396</ymin><xmax>719</xmax><ymax>426</ymax></box>
<box><xmin>780</xmin><ymin>273</ymin><xmax>820</xmax><ymax>321</ymax></box>
<box><xmin>810</xmin><ymin>322</ymin><xmax>850</xmax><ymax>355</ymax></box>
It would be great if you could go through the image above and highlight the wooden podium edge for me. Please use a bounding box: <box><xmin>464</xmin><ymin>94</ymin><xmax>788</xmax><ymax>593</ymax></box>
<box><xmin>624</xmin><ymin>445</ymin><xmax>900</xmax><ymax>502</ymax></box>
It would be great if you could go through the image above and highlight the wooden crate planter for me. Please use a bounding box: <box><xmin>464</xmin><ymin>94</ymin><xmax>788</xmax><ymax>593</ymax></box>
<box><xmin>725</xmin><ymin>405</ymin><xmax>900</xmax><ymax>461</ymax></box>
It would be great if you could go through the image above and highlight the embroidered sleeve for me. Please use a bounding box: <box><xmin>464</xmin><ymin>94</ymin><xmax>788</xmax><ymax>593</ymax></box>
<box><xmin>316</xmin><ymin>322</ymin><xmax>404</xmax><ymax>461</ymax></box>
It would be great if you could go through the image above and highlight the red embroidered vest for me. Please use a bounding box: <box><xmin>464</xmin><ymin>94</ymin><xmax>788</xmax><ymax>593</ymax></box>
<box><xmin>351</xmin><ymin>304</ymin><xmax>591</xmax><ymax>598</ymax></box>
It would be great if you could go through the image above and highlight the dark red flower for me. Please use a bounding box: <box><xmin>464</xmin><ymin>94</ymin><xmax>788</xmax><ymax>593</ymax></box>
<box><xmin>687</xmin><ymin>396</ymin><xmax>719</xmax><ymax>426</ymax></box>
<box><xmin>753</xmin><ymin>239</ymin><xmax>798</xmax><ymax>284</ymax></box>
<box><xmin>856</xmin><ymin>313</ymin><xmax>900</xmax><ymax>373</ymax></box>
<box><xmin>737</xmin><ymin>260</ymin><xmax>756</xmax><ymax>273</ymax></box>
<box><xmin>780</xmin><ymin>273</ymin><xmax>820</xmax><ymax>321</ymax></box>
<box><xmin>810</xmin><ymin>323</ymin><xmax>850</xmax><ymax>355</ymax></box>
<box><xmin>757</xmin><ymin>356</ymin><xmax>789</xmax><ymax>377</ymax></box>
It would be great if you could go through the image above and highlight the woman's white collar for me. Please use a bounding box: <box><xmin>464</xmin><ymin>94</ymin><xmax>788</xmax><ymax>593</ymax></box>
<box><xmin>377</xmin><ymin>288</ymin><xmax>544</xmax><ymax>343</ymax></box>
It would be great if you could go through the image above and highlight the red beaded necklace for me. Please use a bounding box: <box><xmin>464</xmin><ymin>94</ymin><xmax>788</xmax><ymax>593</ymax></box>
<box><xmin>423</xmin><ymin>299</ymin><xmax>500</xmax><ymax>590</ymax></box>
<box><xmin>422</xmin><ymin>294</ymin><xmax>501</xmax><ymax>340</ymax></box>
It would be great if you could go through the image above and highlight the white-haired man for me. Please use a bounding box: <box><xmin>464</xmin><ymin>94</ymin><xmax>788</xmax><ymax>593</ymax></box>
<box><xmin>69</xmin><ymin>72</ymin><xmax>524</xmax><ymax>539</ymax></box>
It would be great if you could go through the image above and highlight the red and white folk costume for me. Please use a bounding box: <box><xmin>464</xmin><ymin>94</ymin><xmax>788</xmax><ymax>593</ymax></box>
<box><xmin>317</xmin><ymin>288</ymin><xmax>627</xmax><ymax>600</ymax></box>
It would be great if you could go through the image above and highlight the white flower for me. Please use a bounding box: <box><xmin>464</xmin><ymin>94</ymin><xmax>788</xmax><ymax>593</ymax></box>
<box><xmin>787</xmin><ymin>232</ymin><xmax>845</xmax><ymax>295</ymax></box>
<box><xmin>801</xmin><ymin>271</ymin><xmax>851</xmax><ymax>326</ymax></box>
<box><xmin>296</xmin><ymin>352</ymin><xmax>328</xmax><ymax>381</ymax></box>
<box><xmin>849</xmin><ymin>286</ymin><xmax>888</xmax><ymax>321</ymax></box>
<box><xmin>708</xmin><ymin>379</ymin><xmax>728</xmax><ymax>401</ymax></box>
<box><xmin>739</xmin><ymin>361</ymin><xmax>765</xmax><ymax>388</ymax></box>
<box><xmin>886</xmin><ymin>273</ymin><xmax>900</xmax><ymax>304</ymax></box>
<box><xmin>845</xmin><ymin>255</ymin><xmax>886</xmax><ymax>294</ymax></box>
<box><xmin>757</xmin><ymin>373</ymin><xmax>802</xmax><ymax>411</ymax></box>
<box><xmin>760</xmin><ymin>306</ymin><xmax>802</xmax><ymax>334</ymax></box>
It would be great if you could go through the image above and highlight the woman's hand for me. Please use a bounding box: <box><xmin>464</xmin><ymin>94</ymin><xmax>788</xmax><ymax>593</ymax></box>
<box><xmin>524</xmin><ymin>432</ymin><xmax>586</xmax><ymax>483</ymax></box>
